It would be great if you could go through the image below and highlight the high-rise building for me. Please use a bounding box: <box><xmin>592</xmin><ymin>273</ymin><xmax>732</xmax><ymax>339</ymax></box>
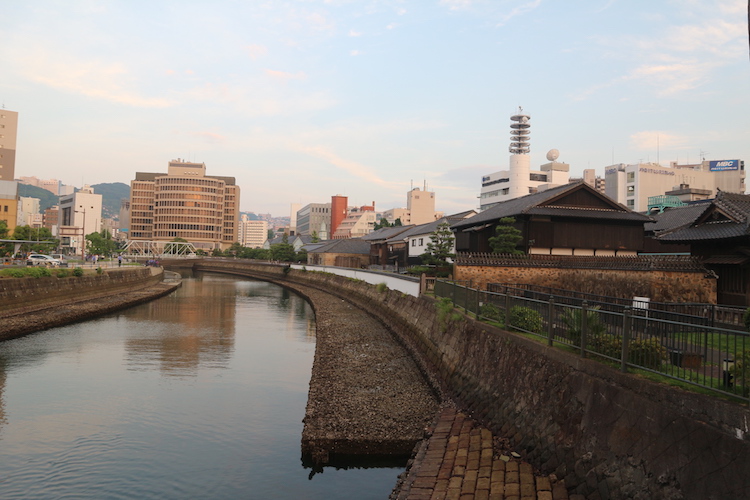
<box><xmin>0</xmin><ymin>109</ymin><xmax>18</xmax><ymax>181</ymax></box>
<box><xmin>17</xmin><ymin>196</ymin><xmax>40</xmax><ymax>226</ymax></box>
<box><xmin>239</xmin><ymin>216</ymin><xmax>268</xmax><ymax>248</ymax></box>
<box><xmin>129</xmin><ymin>159</ymin><xmax>240</xmax><ymax>251</ymax></box>
<box><xmin>296</xmin><ymin>203</ymin><xmax>331</xmax><ymax>238</ymax></box>
<box><xmin>479</xmin><ymin>108</ymin><xmax>570</xmax><ymax>211</ymax></box>
<box><xmin>0</xmin><ymin>180</ymin><xmax>19</xmax><ymax>235</ymax></box>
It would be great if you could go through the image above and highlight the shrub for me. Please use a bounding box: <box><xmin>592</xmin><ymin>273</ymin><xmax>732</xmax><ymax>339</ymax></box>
<box><xmin>561</xmin><ymin>306</ymin><xmax>607</xmax><ymax>346</ymax></box>
<box><xmin>590</xmin><ymin>333</ymin><xmax>622</xmax><ymax>358</ymax></box>
<box><xmin>628</xmin><ymin>338</ymin><xmax>667</xmax><ymax>369</ymax></box>
<box><xmin>72</xmin><ymin>267</ymin><xmax>84</xmax><ymax>277</ymax></box>
<box><xmin>3</xmin><ymin>268</ymin><xmax>26</xmax><ymax>278</ymax></box>
<box><xmin>56</xmin><ymin>269</ymin><xmax>70</xmax><ymax>278</ymax></box>
<box><xmin>744</xmin><ymin>308</ymin><xmax>750</xmax><ymax>331</ymax></box>
<box><xmin>729</xmin><ymin>349</ymin><xmax>750</xmax><ymax>396</ymax></box>
<box><xmin>96</xmin><ymin>266</ymin><xmax>103</xmax><ymax>275</ymax></box>
<box><xmin>375</xmin><ymin>282</ymin><xmax>388</xmax><ymax>293</ymax></box>
<box><xmin>436</xmin><ymin>297</ymin><xmax>462</xmax><ymax>332</ymax></box>
<box><xmin>480</xmin><ymin>303</ymin><xmax>502</xmax><ymax>322</ymax></box>
<box><xmin>509</xmin><ymin>306</ymin><xmax>544</xmax><ymax>334</ymax></box>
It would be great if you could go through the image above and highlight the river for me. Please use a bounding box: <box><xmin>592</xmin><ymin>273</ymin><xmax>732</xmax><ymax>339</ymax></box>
<box><xmin>0</xmin><ymin>272</ymin><xmax>403</xmax><ymax>499</ymax></box>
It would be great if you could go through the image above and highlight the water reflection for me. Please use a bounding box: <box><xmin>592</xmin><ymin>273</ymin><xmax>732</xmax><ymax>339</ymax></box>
<box><xmin>0</xmin><ymin>272</ymin><xmax>400</xmax><ymax>499</ymax></box>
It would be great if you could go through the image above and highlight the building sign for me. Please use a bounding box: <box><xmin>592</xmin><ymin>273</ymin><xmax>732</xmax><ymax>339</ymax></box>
<box><xmin>639</xmin><ymin>167</ymin><xmax>675</xmax><ymax>175</ymax></box>
<box><xmin>709</xmin><ymin>160</ymin><xmax>740</xmax><ymax>171</ymax></box>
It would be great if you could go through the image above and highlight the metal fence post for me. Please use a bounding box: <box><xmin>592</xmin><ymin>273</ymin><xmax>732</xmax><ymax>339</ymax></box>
<box><xmin>580</xmin><ymin>301</ymin><xmax>588</xmax><ymax>357</ymax></box>
<box><xmin>547</xmin><ymin>297</ymin><xmax>555</xmax><ymax>346</ymax></box>
<box><xmin>505</xmin><ymin>291</ymin><xmax>511</xmax><ymax>329</ymax></box>
<box><xmin>621</xmin><ymin>306</ymin><xmax>632</xmax><ymax>373</ymax></box>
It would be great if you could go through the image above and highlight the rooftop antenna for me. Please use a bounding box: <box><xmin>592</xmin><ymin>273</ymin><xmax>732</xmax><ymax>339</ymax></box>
<box><xmin>700</xmin><ymin>150</ymin><xmax>708</xmax><ymax>161</ymax></box>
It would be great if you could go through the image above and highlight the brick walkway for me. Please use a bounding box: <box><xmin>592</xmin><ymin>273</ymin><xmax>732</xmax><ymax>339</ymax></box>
<box><xmin>394</xmin><ymin>406</ymin><xmax>570</xmax><ymax>500</ymax></box>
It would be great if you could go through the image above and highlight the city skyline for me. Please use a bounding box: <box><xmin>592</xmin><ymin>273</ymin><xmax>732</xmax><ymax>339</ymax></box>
<box><xmin>2</xmin><ymin>1</ymin><xmax>748</xmax><ymax>216</ymax></box>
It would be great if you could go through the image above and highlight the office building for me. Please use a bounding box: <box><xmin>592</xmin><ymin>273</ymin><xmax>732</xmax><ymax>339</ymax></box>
<box><xmin>0</xmin><ymin>180</ymin><xmax>19</xmax><ymax>235</ymax></box>
<box><xmin>129</xmin><ymin>159</ymin><xmax>240</xmax><ymax>251</ymax></box>
<box><xmin>296</xmin><ymin>203</ymin><xmax>331</xmax><ymax>239</ymax></box>
<box><xmin>239</xmin><ymin>216</ymin><xmax>268</xmax><ymax>248</ymax></box>
<box><xmin>605</xmin><ymin>159</ymin><xmax>745</xmax><ymax>212</ymax></box>
<box><xmin>479</xmin><ymin>108</ymin><xmax>570</xmax><ymax>211</ymax></box>
<box><xmin>331</xmin><ymin>195</ymin><xmax>348</xmax><ymax>236</ymax></box>
<box><xmin>0</xmin><ymin>109</ymin><xmax>18</xmax><ymax>181</ymax></box>
<box><xmin>17</xmin><ymin>196</ymin><xmax>40</xmax><ymax>227</ymax></box>
<box><xmin>58</xmin><ymin>185</ymin><xmax>103</xmax><ymax>256</ymax></box>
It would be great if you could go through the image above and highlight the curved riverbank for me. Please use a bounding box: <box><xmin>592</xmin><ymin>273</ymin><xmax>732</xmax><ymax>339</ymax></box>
<box><xmin>0</xmin><ymin>267</ymin><xmax>181</xmax><ymax>342</ymax></box>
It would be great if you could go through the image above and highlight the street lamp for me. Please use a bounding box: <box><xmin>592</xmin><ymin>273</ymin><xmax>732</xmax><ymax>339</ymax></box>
<box><xmin>75</xmin><ymin>205</ymin><xmax>94</xmax><ymax>262</ymax></box>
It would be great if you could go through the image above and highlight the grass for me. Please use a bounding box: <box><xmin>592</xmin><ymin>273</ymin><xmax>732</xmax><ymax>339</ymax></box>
<box><xmin>673</xmin><ymin>331</ymin><xmax>749</xmax><ymax>354</ymax></box>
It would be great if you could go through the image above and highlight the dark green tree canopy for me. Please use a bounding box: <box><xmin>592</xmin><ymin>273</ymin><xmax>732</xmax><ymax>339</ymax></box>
<box><xmin>422</xmin><ymin>221</ymin><xmax>455</xmax><ymax>266</ymax></box>
<box><xmin>488</xmin><ymin>217</ymin><xmax>523</xmax><ymax>255</ymax></box>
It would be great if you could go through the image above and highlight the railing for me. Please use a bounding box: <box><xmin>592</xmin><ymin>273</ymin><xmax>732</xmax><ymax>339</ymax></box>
<box><xmin>487</xmin><ymin>283</ymin><xmax>746</xmax><ymax>330</ymax></box>
<box><xmin>434</xmin><ymin>279</ymin><xmax>750</xmax><ymax>404</ymax></box>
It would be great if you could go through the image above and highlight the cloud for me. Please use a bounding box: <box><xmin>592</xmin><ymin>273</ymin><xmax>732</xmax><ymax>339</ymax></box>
<box><xmin>264</xmin><ymin>69</ymin><xmax>307</xmax><ymax>81</ymax></box>
<box><xmin>348</xmin><ymin>29</ymin><xmax>362</xmax><ymax>37</ymax></box>
<box><xmin>440</xmin><ymin>0</ymin><xmax>474</xmax><ymax>10</ymax></box>
<box><xmin>350</xmin><ymin>50</ymin><xmax>362</xmax><ymax>56</ymax></box>
<box><xmin>496</xmin><ymin>0</ymin><xmax>542</xmax><ymax>26</ymax></box>
<box><xmin>386</xmin><ymin>23</ymin><xmax>397</xmax><ymax>30</ymax></box>
<box><xmin>297</xmin><ymin>146</ymin><xmax>404</xmax><ymax>189</ymax></box>
<box><xmin>192</xmin><ymin>131</ymin><xmax>226</xmax><ymax>144</ymax></box>
<box><xmin>13</xmin><ymin>48</ymin><xmax>173</xmax><ymax>108</ymax></box>
<box><xmin>245</xmin><ymin>44</ymin><xmax>268</xmax><ymax>60</ymax></box>
<box><xmin>629</xmin><ymin>131</ymin><xmax>689</xmax><ymax>151</ymax></box>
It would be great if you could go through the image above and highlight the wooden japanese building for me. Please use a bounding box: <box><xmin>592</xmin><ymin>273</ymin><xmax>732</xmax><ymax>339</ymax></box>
<box><xmin>655</xmin><ymin>190</ymin><xmax>750</xmax><ymax>306</ymax></box>
<box><xmin>452</xmin><ymin>181</ymin><xmax>652</xmax><ymax>256</ymax></box>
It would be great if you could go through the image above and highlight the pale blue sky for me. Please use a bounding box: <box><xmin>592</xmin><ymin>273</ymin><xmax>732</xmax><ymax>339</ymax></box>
<box><xmin>2</xmin><ymin>0</ymin><xmax>748</xmax><ymax>216</ymax></box>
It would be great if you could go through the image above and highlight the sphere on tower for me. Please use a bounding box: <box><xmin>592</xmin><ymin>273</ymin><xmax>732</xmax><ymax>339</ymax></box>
<box><xmin>546</xmin><ymin>149</ymin><xmax>560</xmax><ymax>162</ymax></box>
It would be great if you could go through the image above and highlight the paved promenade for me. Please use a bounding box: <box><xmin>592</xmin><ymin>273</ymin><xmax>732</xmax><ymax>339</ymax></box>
<box><xmin>394</xmin><ymin>405</ymin><xmax>572</xmax><ymax>500</ymax></box>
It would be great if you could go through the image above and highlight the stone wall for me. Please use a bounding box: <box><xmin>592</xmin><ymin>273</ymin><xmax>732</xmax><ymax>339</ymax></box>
<box><xmin>0</xmin><ymin>267</ymin><xmax>163</xmax><ymax>317</ymax></box>
<box><xmin>455</xmin><ymin>265</ymin><xmax>717</xmax><ymax>304</ymax></box>
<box><xmin>193</xmin><ymin>260</ymin><xmax>749</xmax><ymax>499</ymax></box>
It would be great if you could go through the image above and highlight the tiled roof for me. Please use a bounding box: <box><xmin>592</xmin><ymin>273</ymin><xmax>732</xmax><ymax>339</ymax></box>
<box><xmin>361</xmin><ymin>225</ymin><xmax>414</xmax><ymax>242</ymax></box>
<box><xmin>309</xmin><ymin>238</ymin><xmax>371</xmax><ymax>255</ymax></box>
<box><xmin>385</xmin><ymin>216</ymin><xmax>468</xmax><ymax>243</ymax></box>
<box><xmin>645</xmin><ymin>202</ymin><xmax>711</xmax><ymax>233</ymax></box>
<box><xmin>656</xmin><ymin>191</ymin><xmax>750</xmax><ymax>242</ymax></box>
<box><xmin>452</xmin><ymin>181</ymin><xmax>649</xmax><ymax>230</ymax></box>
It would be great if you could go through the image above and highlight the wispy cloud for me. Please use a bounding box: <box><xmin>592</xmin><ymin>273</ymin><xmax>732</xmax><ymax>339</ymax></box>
<box><xmin>12</xmin><ymin>47</ymin><xmax>173</xmax><ymax>108</ymax></box>
<box><xmin>350</xmin><ymin>49</ymin><xmax>362</xmax><ymax>56</ymax></box>
<box><xmin>348</xmin><ymin>29</ymin><xmax>362</xmax><ymax>37</ymax></box>
<box><xmin>630</xmin><ymin>130</ymin><xmax>689</xmax><ymax>151</ymax></box>
<box><xmin>245</xmin><ymin>44</ymin><xmax>268</xmax><ymax>60</ymax></box>
<box><xmin>298</xmin><ymin>146</ymin><xmax>403</xmax><ymax>189</ymax></box>
<box><xmin>496</xmin><ymin>0</ymin><xmax>542</xmax><ymax>26</ymax></box>
<box><xmin>264</xmin><ymin>69</ymin><xmax>307</xmax><ymax>81</ymax></box>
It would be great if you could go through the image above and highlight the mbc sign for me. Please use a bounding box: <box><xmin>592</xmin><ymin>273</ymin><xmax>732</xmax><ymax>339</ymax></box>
<box><xmin>709</xmin><ymin>160</ymin><xmax>740</xmax><ymax>171</ymax></box>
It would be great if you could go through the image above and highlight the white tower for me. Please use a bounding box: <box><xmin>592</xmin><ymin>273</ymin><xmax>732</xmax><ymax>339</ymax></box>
<box><xmin>508</xmin><ymin>107</ymin><xmax>531</xmax><ymax>198</ymax></box>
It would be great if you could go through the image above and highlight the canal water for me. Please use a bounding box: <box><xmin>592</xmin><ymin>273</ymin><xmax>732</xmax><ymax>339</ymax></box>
<box><xmin>0</xmin><ymin>272</ymin><xmax>403</xmax><ymax>499</ymax></box>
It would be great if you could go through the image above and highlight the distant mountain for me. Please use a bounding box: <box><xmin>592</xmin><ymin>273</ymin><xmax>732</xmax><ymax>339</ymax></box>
<box><xmin>16</xmin><ymin>182</ymin><xmax>129</xmax><ymax>221</ymax></box>
<box><xmin>17</xmin><ymin>184</ymin><xmax>59</xmax><ymax>212</ymax></box>
<box><xmin>91</xmin><ymin>182</ymin><xmax>130</xmax><ymax>220</ymax></box>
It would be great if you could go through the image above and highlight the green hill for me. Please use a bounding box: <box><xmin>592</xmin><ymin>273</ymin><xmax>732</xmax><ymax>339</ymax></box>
<box><xmin>17</xmin><ymin>184</ymin><xmax>59</xmax><ymax>212</ymax></box>
<box><xmin>17</xmin><ymin>182</ymin><xmax>129</xmax><ymax>220</ymax></box>
<box><xmin>91</xmin><ymin>182</ymin><xmax>130</xmax><ymax>220</ymax></box>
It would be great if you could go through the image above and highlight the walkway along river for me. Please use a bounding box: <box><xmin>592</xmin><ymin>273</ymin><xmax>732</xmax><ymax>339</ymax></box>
<box><xmin>0</xmin><ymin>272</ymin><xmax>407</xmax><ymax>499</ymax></box>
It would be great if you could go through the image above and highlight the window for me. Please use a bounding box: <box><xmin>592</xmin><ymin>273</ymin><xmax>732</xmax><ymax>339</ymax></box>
<box><xmin>411</xmin><ymin>240</ymin><xmax>416</xmax><ymax>247</ymax></box>
<box><xmin>627</xmin><ymin>200</ymin><xmax>635</xmax><ymax>208</ymax></box>
<box><xmin>627</xmin><ymin>172</ymin><xmax>635</xmax><ymax>182</ymax></box>
<box><xmin>418</xmin><ymin>238</ymin><xmax>423</xmax><ymax>245</ymax></box>
<box><xmin>501</xmin><ymin>188</ymin><xmax>509</xmax><ymax>195</ymax></box>
<box><xmin>627</xmin><ymin>186</ymin><xmax>635</xmax><ymax>195</ymax></box>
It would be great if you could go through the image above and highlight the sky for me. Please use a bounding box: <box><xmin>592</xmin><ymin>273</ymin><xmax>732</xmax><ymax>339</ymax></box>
<box><xmin>2</xmin><ymin>0</ymin><xmax>748</xmax><ymax>217</ymax></box>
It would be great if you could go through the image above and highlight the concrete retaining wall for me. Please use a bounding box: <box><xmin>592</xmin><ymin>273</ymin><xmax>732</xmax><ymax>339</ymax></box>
<box><xmin>0</xmin><ymin>267</ymin><xmax>164</xmax><ymax>317</ymax></box>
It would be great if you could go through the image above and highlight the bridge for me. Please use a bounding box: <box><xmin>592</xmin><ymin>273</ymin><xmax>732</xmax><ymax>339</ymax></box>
<box><xmin>169</xmin><ymin>259</ymin><xmax>749</xmax><ymax>500</ymax></box>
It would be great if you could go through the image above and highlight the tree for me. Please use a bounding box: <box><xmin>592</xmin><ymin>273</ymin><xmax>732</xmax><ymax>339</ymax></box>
<box><xmin>394</xmin><ymin>218</ymin><xmax>403</xmax><ymax>226</ymax></box>
<box><xmin>311</xmin><ymin>230</ymin><xmax>320</xmax><ymax>243</ymax></box>
<box><xmin>488</xmin><ymin>217</ymin><xmax>523</xmax><ymax>255</ymax></box>
<box><xmin>270</xmin><ymin>234</ymin><xmax>296</xmax><ymax>262</ymax></box>
<box><xmin>374</xmin><ymin>218</ymin><xmax>392</xmax><ymax>230</ymax></box>
<box><xmin>86</xmin><ymin>229</ymin><xmax>117</xmax><ymax>257</ymax></box>
<box><xmin>267</xmin><ymin>229</ymin><xmax>275</xmax><ymax>240</ymax></box>
<box><xmin>12</xmin><ymin>225</ymin><xmax>58</xmax><ymax>254</ymax></box>
<box><xmin>422</xmin><ymin>221</ymin><xmax>455</xmax><ymax>266</ymax></box>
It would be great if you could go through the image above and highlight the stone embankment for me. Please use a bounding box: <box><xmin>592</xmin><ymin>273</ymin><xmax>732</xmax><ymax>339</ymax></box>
<box><xmin>0</xmin><ymin>267</ymin><xmax>180</xmax><ymax>341</ymax></box>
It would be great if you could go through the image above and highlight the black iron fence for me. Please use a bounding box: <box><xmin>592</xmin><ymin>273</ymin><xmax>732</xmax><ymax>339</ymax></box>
<box><xmin>434</xmin><ymin>279</ymin><xmax>750</xmax><ymax>404</ymax></box>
